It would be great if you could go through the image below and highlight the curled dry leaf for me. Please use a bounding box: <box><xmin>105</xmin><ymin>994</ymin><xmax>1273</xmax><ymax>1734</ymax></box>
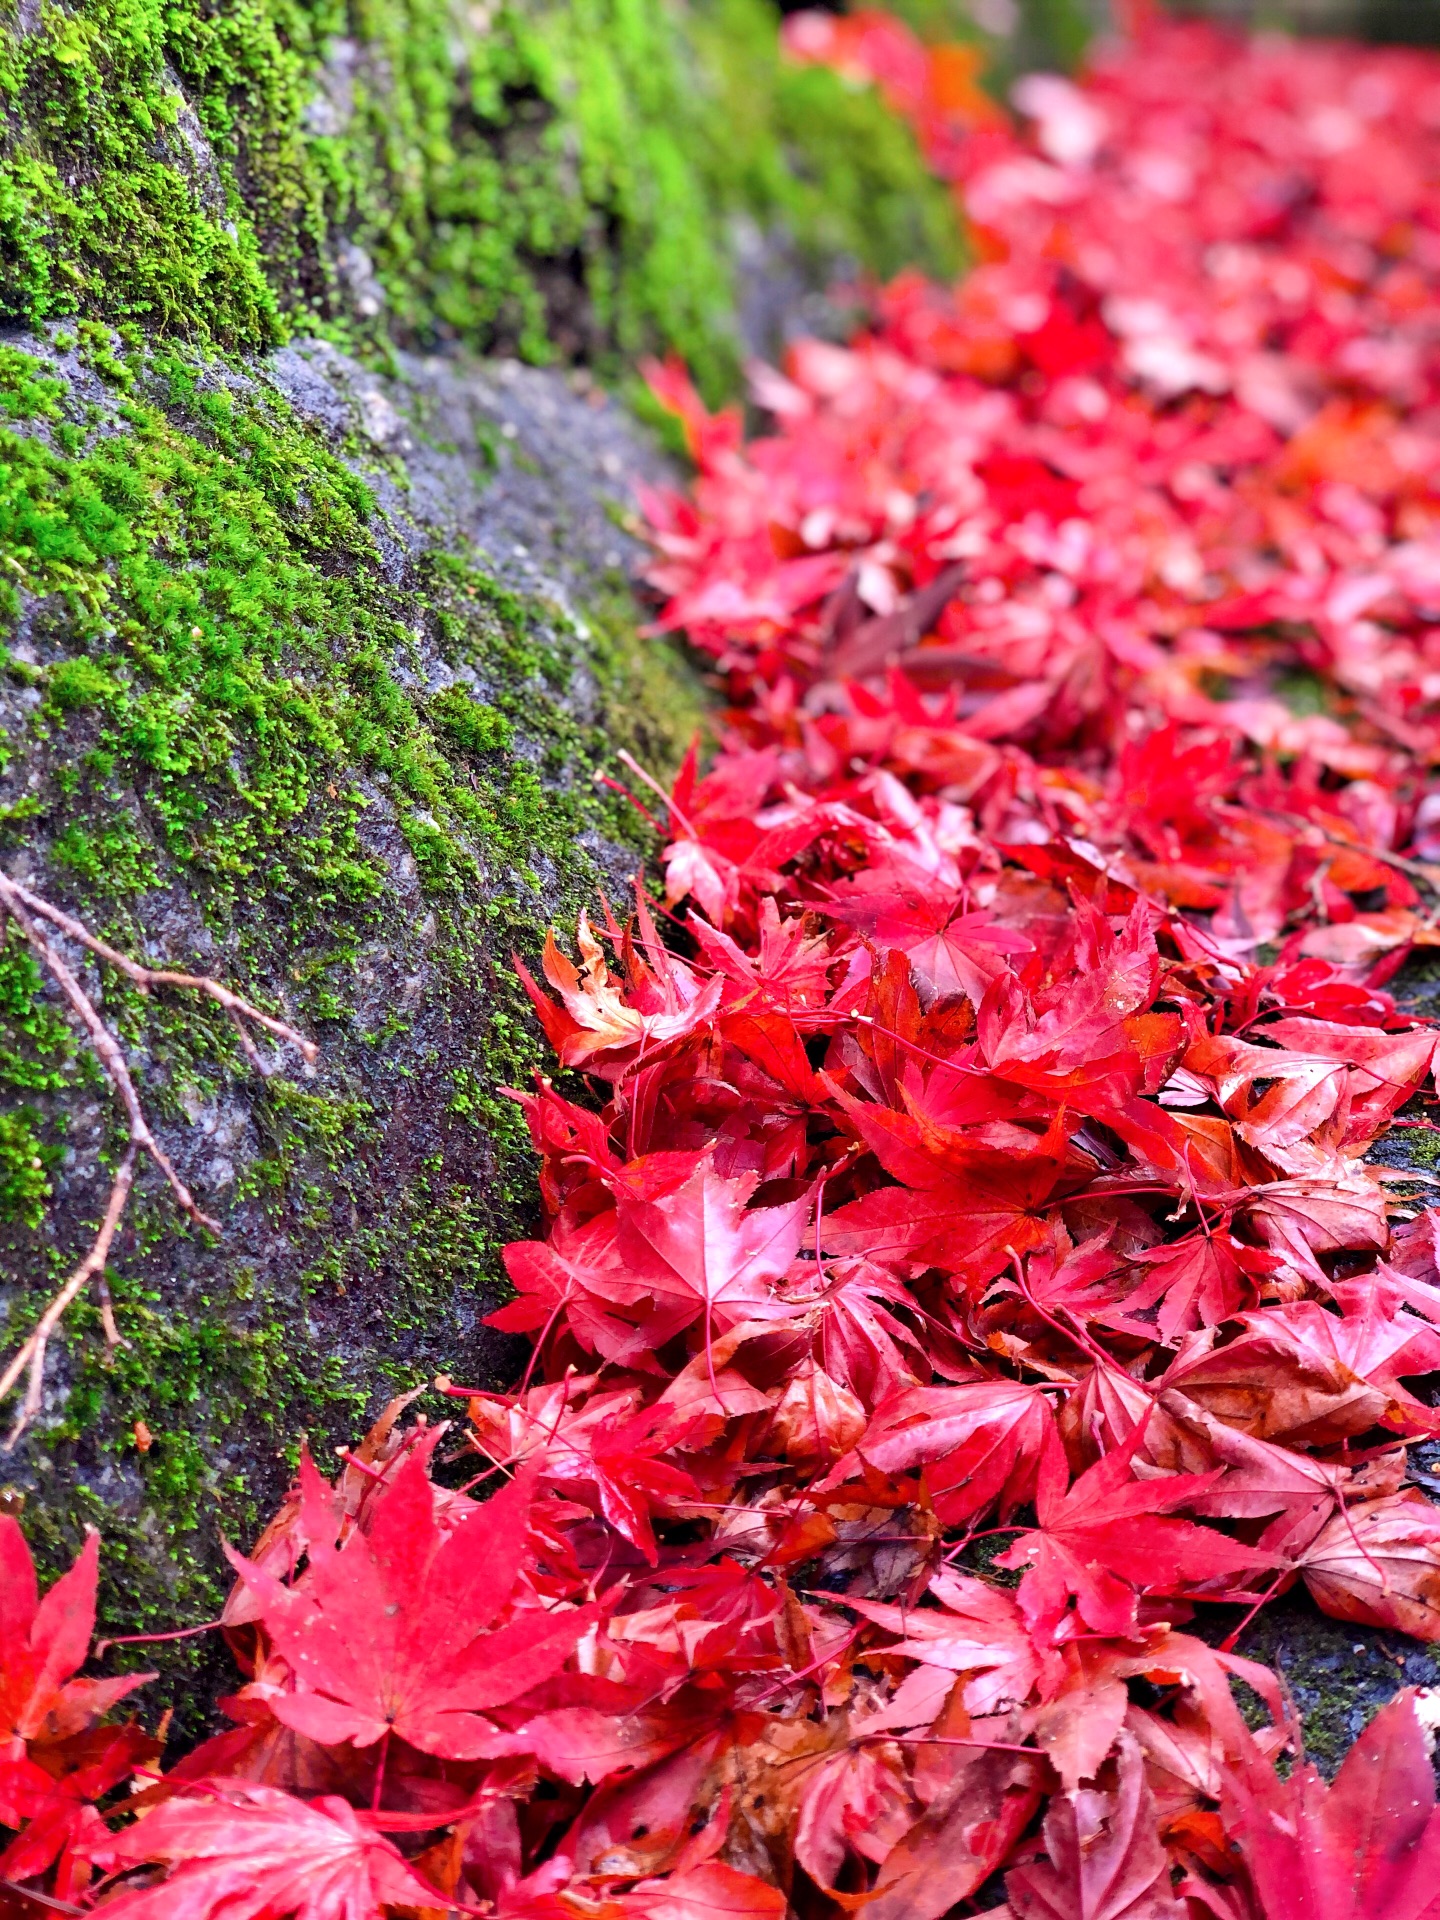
<box><xmin>1297</xmin><ymin>1492</ymin><xmax>1440</xmax><ymax>1640</ymax></box>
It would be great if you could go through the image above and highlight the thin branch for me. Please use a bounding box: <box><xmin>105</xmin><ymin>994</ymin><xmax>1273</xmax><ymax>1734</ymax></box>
<box><xmin>0</xmin><ymin>1143</ymin><xmax>136</xmax><ymax>1448</ymax></box>
<box><xmin>0</xmin><ymin>872</ymin><xmax>317</xmax><ymax>1063</ymax></box>
<box><xmin>13</xmin><ymin>904</ymin><xmax>218</xmax><ymax>1232</ymax></box>
<box><xmin>0</xmin><ymin>1882</ymin><xmax>86</xmax><ymax>1916</ymax></box>
<box><xmin>0</xmin><ymin>877</ymin><xmax>316</xmax><ymax>1449</ymax></box>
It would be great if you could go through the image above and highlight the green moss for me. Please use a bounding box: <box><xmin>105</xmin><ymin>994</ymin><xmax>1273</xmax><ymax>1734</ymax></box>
<box><xmin>0</xmin><ymin>1107</ymin><xmax>59</xmax><ymax>1224</ymax></box>
<box><xmin>47</xmin><ymin>654</ymin><xmax>117</xmax><ymax>709</ymax></box>
<box><xmin>0</xmin><ymin>0</ymin><xmax>957</xmax><ymax>394</ymax></box>
<box><xmin>1226</xmin><ymin>1593</ymin><xmax>1440</xmax><ymax>1779</ymax></box>
<box><xmin>1392</xmin><ymin>1119</ymin><xmax>1440</xmax><ymax>1168</ymax></box>
<box><xmin>0</xmin><ymin>345</ymin><xmax>66</xmax><ymax>420</ymax></box>
<box><xmin>0</xmin><ymin>928</ymin><xmax>74</xmax><ymax>1089</ymax></box>
<box><xmin>1275</xmin><ymin>668</ymin><xmax>1332</xmax><ymax>719</ymax></box>
<box><xmin>1013</xmin><ymin>0</ymin><xmax>1091</xmax><ymax>71</ymax></box>
<box><xmin>685</xmin><ymin>0</ymin><xmax>961</xmax><ymax>296</ymax></box>
<box><xmin>430</xmin><ymin>686</ymin><xmax>514</xmax><ymax>756</ymax></box>
<box><xmin>877</xmin><ymin>0</ymin><xmax>1093</xmax><ymax>78</ymax></box>
<box><xmin>0</xmin><ymin>339</ymin><xmax>692</xmax><ymax>924</ymax></box>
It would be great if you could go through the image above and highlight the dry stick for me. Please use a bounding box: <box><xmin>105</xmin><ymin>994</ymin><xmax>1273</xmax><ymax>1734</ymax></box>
<box><xmin>0</xmin><ymin>877</ymin><xmax>315</xmax><ymax>1449</ymax></box>
<box><xmin>0</xmin><ymin>1143</ymin><xmax>136</xmax><ymax>1448</ymax></box>
<box><xmin>93</xmin><ymin>1615</ymin><xmax>226</xmax><ymax>1659</ymax></box>
<box><xmin>616</xmin><ymin>748</ymin><xmax>702</xmax><ymax>841</ymax></box>
<box><xmin>12</xmin><ymin>901</ymin><xmax>219</xmax><ymax>1234</ymax></box>
<box><xmin>0</xmin><ymin>1882</ymin><xmax>86</xmax><ymax>1917</ymax></box>
<box><xmin>0</xmin><ymin>872</ymin><xmax>318</xmax><ymax>1063</ymax></box>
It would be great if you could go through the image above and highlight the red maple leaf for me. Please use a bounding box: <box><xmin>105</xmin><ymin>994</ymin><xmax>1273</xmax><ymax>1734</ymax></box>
<box><xmin>846</xmin><ymin>1569</ymin><xmax>1042</xmax><ymax>1715</ymax></box>
<box><xmin>1120</xmin><ymin>1230</ymin><xmax>1253</xmax><ymax>1344</ymax></box>
<box><xmin>614</xmin><ymin>1151</ymin><xmax>811</xmax><ymax>1335</ymax></box>
<box><xmin>822</xmin><ymin>1135</ymin><xmax>1068</xmax><ymax>1292</ymax></box>
<box><xmin>0</xmin><ymin>1521</ymin><xmax>149</xmax><ymax>1752</ymax></box>
<box><xmin>229</xmin><ymin>1446</ymin><xmax>597</xmax><ymax>1759</ymax></box>
<box><xmin>517</xmin><ymin>908</ymin><xmax>722</xmax><ymax>1078</ymax></box>
<box><xmin>819</xmin><ymin>1379</ymin><xmax>1056</xmax><ymax>1525</ymax></box>
<box><xmin>467</xmin><ymin>1379</ymin><xmax>702</xmax><ymax>1562</ymax></box>
<box><xmin>496</xmin><ymin>1208</ymin><xmax>696</xmax><ymax>1368</ymax></box>
<box><xmin>0</xmin><ymin>1726</ymin><xmax>153</xmax><ymax>1887</ymax></box>
<box><xmin>996</xmin><ymin>1424</ymin><xmax>1270</xmax><ymax>1638</ymax></box>
<box><xmin>1224</xmin><ymin>1690</ymin><xmax>1440</xmax><ymax>1920</ymax></box>
<box><xmin>1006</xmin><ymin>1731</ymin><xmax>1182</xmax><ymax>1919</ymax></box>
<box><xmin>98</xmin><ymin>1781</ymin><xmax>456</xmax><ymax>1919</ymax></box>
<box><xmin>863</xmin><ymin>1735</ymin><xmax>1044</xmax><ymax>1920</ymax></box>
<box><xmin>1295</xmin><ymin>1491</ymin><xmax>1440</xmax><ymax>1639</ymax></box>
<box><xmin>821</xmin><ymin>873</ymin><xmax>1031</xmax><ymax>1005</ymax></box>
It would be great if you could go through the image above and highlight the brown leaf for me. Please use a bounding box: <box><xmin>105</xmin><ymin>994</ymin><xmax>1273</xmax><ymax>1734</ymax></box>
<box><xmin>863</xmin><ymin>1738</ymin><xmax>1044</xmax><ymax>1920</ymax></box>
<box><xmin>1298</xmin><ymin>1491</ymin><xmax>1440</xmax><ymax>1639</ymax></box>
<box><xmin>1006</xmin><ymin>1732</ymin><xmax>1183</xmax><ymax>1919</ymax></box>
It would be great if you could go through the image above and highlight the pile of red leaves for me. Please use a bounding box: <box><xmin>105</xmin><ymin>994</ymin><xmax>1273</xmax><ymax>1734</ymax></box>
<box><xmin>13</xmin><ymin>11</ymin><xmax>1440</xmax><ymax>1917</ymax></box>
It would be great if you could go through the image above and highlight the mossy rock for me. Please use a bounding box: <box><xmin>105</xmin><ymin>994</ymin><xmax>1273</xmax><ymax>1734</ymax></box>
<box><xmin>0</xmin><ymin>325</ymin><xmax>710</xmax><ymax>1734</ymax></box>
<box><xmin>0</xmin><ymin>0</ymin><xmax>970</xmax><ymax>1740</ymax></box>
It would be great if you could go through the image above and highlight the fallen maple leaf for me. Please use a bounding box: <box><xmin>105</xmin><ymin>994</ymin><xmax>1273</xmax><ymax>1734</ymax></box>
<box><xmin>1161</xmin><ymin>1301</ymin><xmax>1440</xmax><ymax>1448</ymax></box>
<box><xmin>96</xmin><ymin>1780</ymin><xmax>455</xmax><ymax>1918</ymax></box>
<box><xmin>1122</xmin><ymin>1232</ymin><xmax>1251</xmax><ymax>1345</ymax></box>
<box><xmin>818</xmin><ymin>1380</ymin><xmax>1056</xmax><ymax>1525</ymax></box>
<box><xmin>229</xmin><ymin>1447</ymin><xmax>597</xmax><ymax>1759</ymax></box>
<box><xmin>996</xmin><ymin>1426</ymin><xmax>1269</xmax><ymax>1638</ymax></box>
<box><xmin>619</xmin><ymin>1861</ymin><xmax>787</xmax><ymax>1920</ymax></box>
<box><xmin>0</xmin><ymin>1727</ymin><xmax>151</xmax><ymax>1887</ymax></box>
<box><xmin>846</xmin><ymin>1569</ymin><xmax>1042</xmax><ymax>1716</ymax></box>
<box><xmin>822</xmin><ymin>1151</ymin><xmax>1064</xmax><ymax>1292</ymax></box>
<box><xmin>1296</xmin><ymin>1491</ymin><xmax>1440</xmax><ymax>1639</ymax></box>
<box><xmin>822</xmin><ymin>880</ymin><xmax>1031</xmax><ymax>1005</ymax></box>
<box><xmin>794</xmin><ymin>1737</ymin><xmax>915</xmax><ymax>1891</ymax></box>
<box><xmin>1223</xmin><ymin>1690</ymin><xmax>1440</xmax><ymax>1920</ymax></box>
<box><xmin>864</xmin><ymin>1733</ymin><xmax>1044</xmax><ymax>1920</ymax></box>
<box><xmin>1006</xmin><ymin>1731</ymin><xmax>1183</xmax><ymax>1918</ymax></box>
<box><xmin>0</xmin><ymin>1521</ymin><xmax>149</xmax><ymax>1749</ymax></box>
<box><xmin>614</xmin><ymin>1151</ymin><xmax>811</xmax><ymax>1337</ymax></box>
<box><xmin>518</xmin><ymin>912</ymin><xmax>722</xmax><ymax>1075</ymax></box>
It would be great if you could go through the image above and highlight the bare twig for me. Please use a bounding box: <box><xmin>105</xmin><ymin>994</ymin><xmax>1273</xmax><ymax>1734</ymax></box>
<box><xmin>0</xmin><ymin>876</ymin><xmax>315</xmax><ymax>1449</ymax></box>
<box><xmin>0</xmin><ymin>873</ymin><xmax>317</xmax><ymax>1062</ymax></box>
<box><xmin>0</xmin><ymin>1882</ymin><xmax>86</xmax><ymax>1916</ymax></box>
<box><xmin>0</xmin><ymin>1144</ymin><xmax>136</xmax><ymax>1448</ymax></box>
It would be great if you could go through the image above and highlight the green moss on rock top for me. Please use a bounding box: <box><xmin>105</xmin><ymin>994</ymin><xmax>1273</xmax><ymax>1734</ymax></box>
<box><xmin>0</xmin><ymin>0</ymin><xmax>958</xmax><ymax>393</ymax></box>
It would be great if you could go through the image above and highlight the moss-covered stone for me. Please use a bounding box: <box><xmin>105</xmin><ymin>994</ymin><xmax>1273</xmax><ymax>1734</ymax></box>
<box><xmin>0</xmin><ymin>325</ymin><xmax>706</xmax><ymax>1735</ymax></box>
<box><xmin>1217</xmin><ymin>1585</ymin><xmax>1440</xmax><ymax>1778</ymax></box>
<box><xmin>0</xmin><ymin>0</ymin><xmax>958</xmax><ymax>394</ymax></box>
<box><xmin>0</xmin><ymin>0</ymin><xmax>976</xmax><ymax>1742</ymax></box>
